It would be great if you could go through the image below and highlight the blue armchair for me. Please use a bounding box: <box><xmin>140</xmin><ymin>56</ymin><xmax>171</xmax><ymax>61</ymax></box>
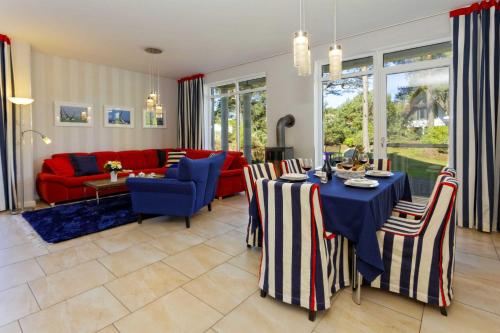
<box><xmin>126</xmin><ymin>153</ymin><xmax>226</xmax><ymax>228</ymax></box>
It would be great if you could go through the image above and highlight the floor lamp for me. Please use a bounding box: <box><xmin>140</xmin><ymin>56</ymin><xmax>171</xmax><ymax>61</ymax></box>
<box><xmin>8</xmin><ymin>97</ymin><xmax>52</xmax><ymax>214</ymax></box>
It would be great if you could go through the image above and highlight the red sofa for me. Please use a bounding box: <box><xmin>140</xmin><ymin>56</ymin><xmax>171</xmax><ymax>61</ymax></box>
<box><xmin>36</xmin><ymin>148</ymin><xmax>248</xmax><ymax>204</ymax></box>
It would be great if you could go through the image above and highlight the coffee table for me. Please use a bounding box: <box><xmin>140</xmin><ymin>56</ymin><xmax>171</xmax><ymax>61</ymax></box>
<box><xmin>84</xmin><ymin>175</ymin><xmax>165</xmax><ymax>204</ymax></box>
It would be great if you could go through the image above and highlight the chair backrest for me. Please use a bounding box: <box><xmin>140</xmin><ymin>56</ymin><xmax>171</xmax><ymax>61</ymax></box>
<box><xmin>243</xmin><ymin>163</ymin><xmax>277</xmax><ymax>203</ymax></box>
<box><xmin>372</xmin><ymin>159</ymin><xmax>391</xmax><ymax>171</ymax></box>
<box><xmin>280</xmin><ymin>158</ymin><xmax>305</xmax><ymax>174</ymax></box>
<box><xmin>177</xmin><ymin>157</ymin><xmax>211</xmax><ymax>210</ymax></box>
<box><xmin>412</xmin><ymin>176</ymin><xmax>459</xmax><ymax>306</ymax></box>
<box><xmin>255</xmin><ymin>179</ymin><xmax>333</xmax><ymax>311</ymax></box>
<box><xmin>441</xmin><ymin>166</ymin><xmax>456</xmax><ymax>177</ymax></box>
<box><xmin>204</xmin><ymin>152</ymin><xmax>226</xmax><ymax>205</ymax></box>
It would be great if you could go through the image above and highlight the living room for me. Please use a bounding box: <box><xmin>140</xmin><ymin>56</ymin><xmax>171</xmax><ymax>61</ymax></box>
<box><xmin>1</xmin><ymin>0</ymin><xmax>500</xmax><ymax>332</ymax></box>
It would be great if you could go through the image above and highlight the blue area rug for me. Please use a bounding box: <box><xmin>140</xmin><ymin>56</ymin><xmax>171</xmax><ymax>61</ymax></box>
<box><xmin>22</xmin><ymin>194</ymin><xmax>138</xmax><ymax>243</ymax></box>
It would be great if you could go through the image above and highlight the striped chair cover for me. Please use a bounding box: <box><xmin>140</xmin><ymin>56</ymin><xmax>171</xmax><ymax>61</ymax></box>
<box><xmin>255</xmin><ymin>179</ymin><xmax>350</xmax><ymax>320</ymax></box>
<box><xmin>243</xmin><ymin>163</ymin><xmax>278</xmax><ymax>247</ymax></box>
<box><xmin>280</xmin><ymin>158</ymin><xmax>305</xmax><ymax>174</ymax></box>
<box><xmin>372</xmin><ymin>158</ymin><xmax>391</xmax><ymax>171</ymax></box>
<box><xmin>393</xmin><ymin>166</ymin><xmax>456</xmax><ymax>218</ymax></box>
<box><xmin>370</xmin><ymin>176</ymin><xmax>459</xmax><ymax>313</ymax></box>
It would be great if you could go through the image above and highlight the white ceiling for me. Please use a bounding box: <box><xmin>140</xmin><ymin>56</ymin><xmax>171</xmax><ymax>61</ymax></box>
<box><xmin>1</xmin><ymin>0</ymin><xmax>470</xmax><ymax>78</ymax></box>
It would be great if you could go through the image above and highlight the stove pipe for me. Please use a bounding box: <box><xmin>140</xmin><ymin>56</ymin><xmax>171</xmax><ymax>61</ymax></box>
<box><xmin>276</xmin><ymin>114</ymin><xmax>295</xmax><ymax>147</ymax></box>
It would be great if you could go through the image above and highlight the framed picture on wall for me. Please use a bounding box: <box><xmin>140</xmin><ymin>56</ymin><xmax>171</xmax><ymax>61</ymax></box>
<box><xmin>54</xmin><ymin>101</ymin><xmax>93</xmax><ymax>127</ymax></box>
<box><xmin>103</xmin><ymin>106</ymin><xmax>134</xmax><ymax>128</ymax></box>
<box><xmin>143</xmin><ymin>108</ymin><xmax>166</xmax><ymax>128</ymax></box>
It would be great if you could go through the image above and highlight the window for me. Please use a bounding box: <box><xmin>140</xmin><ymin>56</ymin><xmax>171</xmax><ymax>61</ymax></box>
<box><xmin>383</xmin><ymin>44</ymin><xmax>451</xmax><ymax>197</ymax></box>
<box><xmin>208</xmin><ymin>76</ymin><xmax>267</xmax><ymax>162</ymax></box>
<box><xmin>316</xmin><ymin>41</ymin><xmax>452</xmax><ymax>198</ymax></box>
<box><xmin>320</xmin><ymin>57</ymin><xmax>374</xmax><ymax>157</ymax></box>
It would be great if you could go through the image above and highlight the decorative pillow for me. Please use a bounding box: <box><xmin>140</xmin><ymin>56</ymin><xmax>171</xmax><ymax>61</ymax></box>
<box><xmin>69</xmin><ymin>154</ymin><xmax>100</xmax><ymax>176</ymax></box>
<box><xmin>157</xmin><ymin>150</ymin><xmax>167</xmax><ymax>167</ymax></box>
<box><xmin>166</xmin><ymin>151</ymin><xmax>186</xmax><ymax>167</ymax></box>
<box><xmin>221</xmin><ymin>154</ymin><xmax>235</xmax><ymax>170</ymax></box>
<box><xmin>44</xmin><ymin>158</ymin><xmax>75</xmax><ymax>177</ymax></box>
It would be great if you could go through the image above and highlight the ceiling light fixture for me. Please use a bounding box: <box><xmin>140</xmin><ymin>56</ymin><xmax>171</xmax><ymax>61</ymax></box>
<box><xmin>145</xmin><ymin>47</ymin><xmax>163</xmax><ymax>114</ymax></box>
<box><xmin>329</xmin><ymin>0</ymin><xmax>342</xmax><ymax>81</ymax></box>
<box><xmin>293</xmin><ymin>0</ymin><xmax>311</xmax><ymax>76</ymax></box>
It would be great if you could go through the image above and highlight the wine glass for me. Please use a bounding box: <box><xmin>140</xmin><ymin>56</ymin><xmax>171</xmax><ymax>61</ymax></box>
<box><xmin>302</xmin><ymin>158</ymin><xmax>313</xmax><ymax>173</ymax></box>
<box><xmin>342</xmin><ymin>157</ymin><xmax>353</xmax><ymax>170</ymax></box>
<box><xmin>359</xmin><ymin>153</ymin><xmax>368</xmax><ymax>165</ymax></box>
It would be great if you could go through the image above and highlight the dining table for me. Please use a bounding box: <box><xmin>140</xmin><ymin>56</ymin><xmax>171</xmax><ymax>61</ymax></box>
<box><xmin>248</xmin><ymin>170</ymin><xmax>412</xmax><ymax>283</ymax></box>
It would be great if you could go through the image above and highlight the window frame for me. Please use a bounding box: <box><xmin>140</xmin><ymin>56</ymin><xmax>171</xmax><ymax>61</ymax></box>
<box><xmin>204</xmin><ymin>73</ymin><xmax>267</xmax><ymax>153</ymax></box>
<box><xmin>314</xmin><ymin>37</ymin><xmax>452</xmax><ymax>167</ymax></box>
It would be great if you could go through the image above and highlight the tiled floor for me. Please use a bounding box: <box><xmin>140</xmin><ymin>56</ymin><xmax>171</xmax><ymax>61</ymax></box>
<box><xmin>0</xmin><ymin>193</ymin><xmax>499</xmax><ymax>332</ymax></box>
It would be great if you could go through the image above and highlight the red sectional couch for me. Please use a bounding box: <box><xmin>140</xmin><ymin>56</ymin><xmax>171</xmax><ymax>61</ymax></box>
<box><xmin>36</xmin><ymin>148</ymin><xmax>248</xmax><ymax>204</ymax></box>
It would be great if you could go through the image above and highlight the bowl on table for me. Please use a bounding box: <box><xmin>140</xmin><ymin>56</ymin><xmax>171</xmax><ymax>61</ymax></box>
<box><xmin>335</xmin><ymin>163</ymin><xmax>366</xmax><ymax>180</ymax></box>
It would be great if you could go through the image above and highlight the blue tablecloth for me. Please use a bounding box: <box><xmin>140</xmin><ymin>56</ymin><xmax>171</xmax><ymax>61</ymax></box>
<box><xmin>249</xmin><ymin>171</ymin><xmax>411</xmax><ymax>282</ymax></box>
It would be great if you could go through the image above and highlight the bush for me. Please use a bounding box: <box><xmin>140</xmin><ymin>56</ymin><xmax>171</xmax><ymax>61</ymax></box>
<box><xmin>422</xmin><ymin>126</ymin><xmax>448</xmax><ymax>153</ymax></box>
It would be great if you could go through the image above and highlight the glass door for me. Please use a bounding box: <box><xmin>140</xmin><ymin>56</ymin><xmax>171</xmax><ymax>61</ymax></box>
<box><xmin>380</xmin><ymin>42</ymin><xmax>452</xmax><ymax>198</ymax></box>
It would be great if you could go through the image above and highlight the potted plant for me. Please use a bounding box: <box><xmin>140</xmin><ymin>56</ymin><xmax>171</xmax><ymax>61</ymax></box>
<box><xmin>103</xmin><ymin>161</ymin><xmax>123</xmax><ymax>182</ymax></box>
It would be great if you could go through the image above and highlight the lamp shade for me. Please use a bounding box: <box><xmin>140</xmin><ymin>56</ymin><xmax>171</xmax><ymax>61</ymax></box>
<box><xmin>293</xmin><ymin>30</ymin><xmax>311</xmax><ymax>76</ymax></box>
<box><xmin>8</xmin><ymin>97</ymin><xmax>34</xmax><ymax>105</ymax></box>
<box><xmin>329</xmin><ymin>44</ymin><xmax>342</xmax><ymax>81</ymax></box>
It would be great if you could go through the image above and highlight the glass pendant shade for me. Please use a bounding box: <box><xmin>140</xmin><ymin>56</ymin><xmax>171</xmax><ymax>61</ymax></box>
<box><xmin>329</xmin><ymin>44</ymin><xmax>342</xmax><ymax>81</ymax></box>
<box><xmin>293</xmin><ymin>30</ymin><xmax>311</xmax><ymax>76</ymax></box>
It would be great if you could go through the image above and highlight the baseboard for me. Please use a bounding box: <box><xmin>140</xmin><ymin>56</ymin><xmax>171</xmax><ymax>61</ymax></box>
<box><xmin>24</xmin><ymin>200</ymin><xmax>37</xmax><ymax>208</ymax></box>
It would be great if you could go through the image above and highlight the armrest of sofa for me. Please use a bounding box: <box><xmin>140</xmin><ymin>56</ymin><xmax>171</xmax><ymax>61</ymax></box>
<box><xmin>165</xmin><ymin>166</ymin><xmax>178</xmax><ymax>179</ymax></box>
<box><xmin>220</xmin><ymin>169</ymin><xmax>243</xmax><ymax>177</ymax></box>
<box><xmin>36</xmin><ymin>173</ymin><xmax>67</xmax><ymax>184</ymax></box>
<box><xmin>126</xmin><ymin>177</ymin><xmax>195</xmax><ymax>195</ymax></box>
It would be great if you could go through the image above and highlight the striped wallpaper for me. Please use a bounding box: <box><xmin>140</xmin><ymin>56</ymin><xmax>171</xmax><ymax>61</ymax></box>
<box><xmin>31</xmin><ymin>51</ymin><xmax>178</xmax><ymax>172</ymax></box>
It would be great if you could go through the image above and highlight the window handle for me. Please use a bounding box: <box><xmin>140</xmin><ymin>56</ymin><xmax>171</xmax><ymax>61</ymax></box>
<box><xmin>381</xmin><ymin>137</ymin><xmax>386</xmax><ymax>148</ymax></box>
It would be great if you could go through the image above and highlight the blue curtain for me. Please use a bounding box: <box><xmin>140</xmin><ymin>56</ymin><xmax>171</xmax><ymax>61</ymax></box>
<box><xmin>451</xmin><ymin>1</ymin><xmax>500</xmax><ymax>232</ymax></box>
<box><xmin>177</xmin><ymin>74</ymin><xmax>204</xmax><ymax>149</ymax></box>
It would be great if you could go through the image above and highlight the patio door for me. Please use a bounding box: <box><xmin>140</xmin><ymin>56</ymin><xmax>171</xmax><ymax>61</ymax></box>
<box><xmin>379</xmin><ymin>42</ymin><xmax>452</xmax><ymax>198</ymax></box>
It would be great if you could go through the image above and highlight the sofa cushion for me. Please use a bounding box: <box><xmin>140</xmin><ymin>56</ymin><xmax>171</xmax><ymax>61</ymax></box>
<box><xmin>92</xmin><ymin>151</ymin><xmax>119</xmax><ymax>172</ymax></box>
<box><xmin>69</xmin><ymin>154</ymin><xmax>100</xmax><ymax>176</ymax></box>
<box><xmin>156</xmin><ymin>150</ymin><xmax>167</xmax><ymax>167</ymax></box>
<box><xmin>44</xmin><ymin>158</ymin><xmax>75</xmax><ymax>177</ymax></box>
<box><xmin>143</xmin><ymin>149</ymin><xmax>159</xmax><ymax>168</ymax></box>
<box><xmin>221</xmin><ymin>154</ymin><xmax>235</xmax><ymax>170</ymax></box>
<box><xmin>52</xmin><ymin>152</ymin><xmax>89</xmax><ymax>159</ymax></box>
<box><xmin>166</xmin><ymin>151</ymin><xmax>186</xmax><ymax>167</ymax></box>
<box><xmin>185</xmin><ymin>149</ymin><xmax>212</xmax><ymax>160</ymax></box>
<box><xmin>204</xmin><ymin>152</ymin><xmax>226</xmax><ymax>205</ymax></box>
<box><xmin>118</xmin><ymin>150</ymin><xmax>148</xmax><ymax>170</ymax></box>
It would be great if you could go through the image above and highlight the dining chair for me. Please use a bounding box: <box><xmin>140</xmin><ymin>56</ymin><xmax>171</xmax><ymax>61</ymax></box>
<box><xmin>369</xmin><ymin>175</ymin><xmax>459</xmax><ymax>316</ymax></box>
<box><xmin>254</xmin><ymin>179</ymin><xmax>350</xmax><ymax>321</ymax></box>
<box><xmin>243</xmin><ymin>163</ymin><xmax>278</xmax><ymax>247</ymax></box>
<box><xmin>280</xmin><ymin>158</ymin><xmax>305</xmax><ymax>174</ymax></box>
<box><xmin>392</xmin><ymin>166</ymin><xmax>456</xmax><ymax>219</ymax></box>
<box><xmin>371</xmin><ymin>158</ymin><xmax>391</xmax><ymax>171</ymax></box>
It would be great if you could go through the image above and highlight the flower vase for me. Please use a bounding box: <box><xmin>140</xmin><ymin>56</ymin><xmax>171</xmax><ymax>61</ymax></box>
<box><xmin>110</xmin><ymin>171</ymin><xmax>118</xmax><ymax>182</ymax></box>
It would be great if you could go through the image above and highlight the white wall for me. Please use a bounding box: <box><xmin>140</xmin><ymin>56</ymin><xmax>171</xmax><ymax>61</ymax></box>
<box><xmin>204</xmin><ymin>14</ymin><xmax>451</xmax><ymax>160</ymax></box>
<box><xmin>31</xmin><ymin>51</ymin><xmax>178</xmax><ymax>177</ymax></box>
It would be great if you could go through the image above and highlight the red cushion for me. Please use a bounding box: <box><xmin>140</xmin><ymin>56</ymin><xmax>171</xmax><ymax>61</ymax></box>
<box><xmin>118</xmin><ymin>150</ymin><xmax>148</xmax><ymax>170</ymax></box>
<box><xmin>185</xmin><ymin>149</ymin><xmax>211</xmax><ymax>159</ymax></box>
<box><xmin>44</xmin><ymin>158</ymin><xmax>75</xmax><ymax>177</ymax></box>
<box><xmin>142</xmin><ymin>149</ymin><xmax>159</xmax><ymax>168</ymax></box>
<box><xmin>221</xmin><ymin>154</ymin><xmax>235</xmax><ymax>170</ymax></box>
<box><xmin>52</xmin><ymin>152</ymin><xmax>88</xmax><ymax>159</ymax></box>
<box><xmin>92</xmin><ymin>151</ymin><xmax>119</xmax><ymax>172</ymax></box>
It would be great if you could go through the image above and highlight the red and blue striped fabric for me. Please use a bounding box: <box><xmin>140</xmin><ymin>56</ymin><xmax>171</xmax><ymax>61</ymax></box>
<box><xmin>393</xmin><ymin>167</ymin><xmax>456</xmax><ymax>219</ymax></box>
<box><xmin>370</xmin><ymin>176</ymin><xmax>459</xmax><ymax>311</ymax></box>
<box><xmin>255</xmin><ymin>179</ymin><xmax>350</xmax><ymax>317</ymax></box>
<box><xmin>372</xmin><ymin>158</ymin><xmax>391</xmax><ymax>172</ymax></box>
<box><xmin>243</xmin><ymin>163</ymin><xmax>278</xmax><ymax>247</ymax></box>
<box><xmin>280</xmin><ymin>158</ymin><xmax>305</xmax><ymax>174</ymax></box>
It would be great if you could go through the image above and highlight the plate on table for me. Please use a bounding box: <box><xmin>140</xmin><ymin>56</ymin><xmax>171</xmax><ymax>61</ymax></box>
<box><xmin>366</xmin><ymin>170</ymin><xmax>393</xmax><ymax>178</ymax></box>
<box><xmin>280</xmin><ymin>173</ymin><xmax>308</xmax><ymax>182</ymax></box>
<box><xmin>344</xmin><ymin>178</ymin><xmax>379</xmax><ymax>188</ymax></box>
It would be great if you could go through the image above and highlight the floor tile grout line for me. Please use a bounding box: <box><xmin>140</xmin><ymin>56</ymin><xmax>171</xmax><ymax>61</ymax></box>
<box><xmin>453</xmin><ymin>299</ymin><xmax>500</xmax><ymax>318</ymax></box>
